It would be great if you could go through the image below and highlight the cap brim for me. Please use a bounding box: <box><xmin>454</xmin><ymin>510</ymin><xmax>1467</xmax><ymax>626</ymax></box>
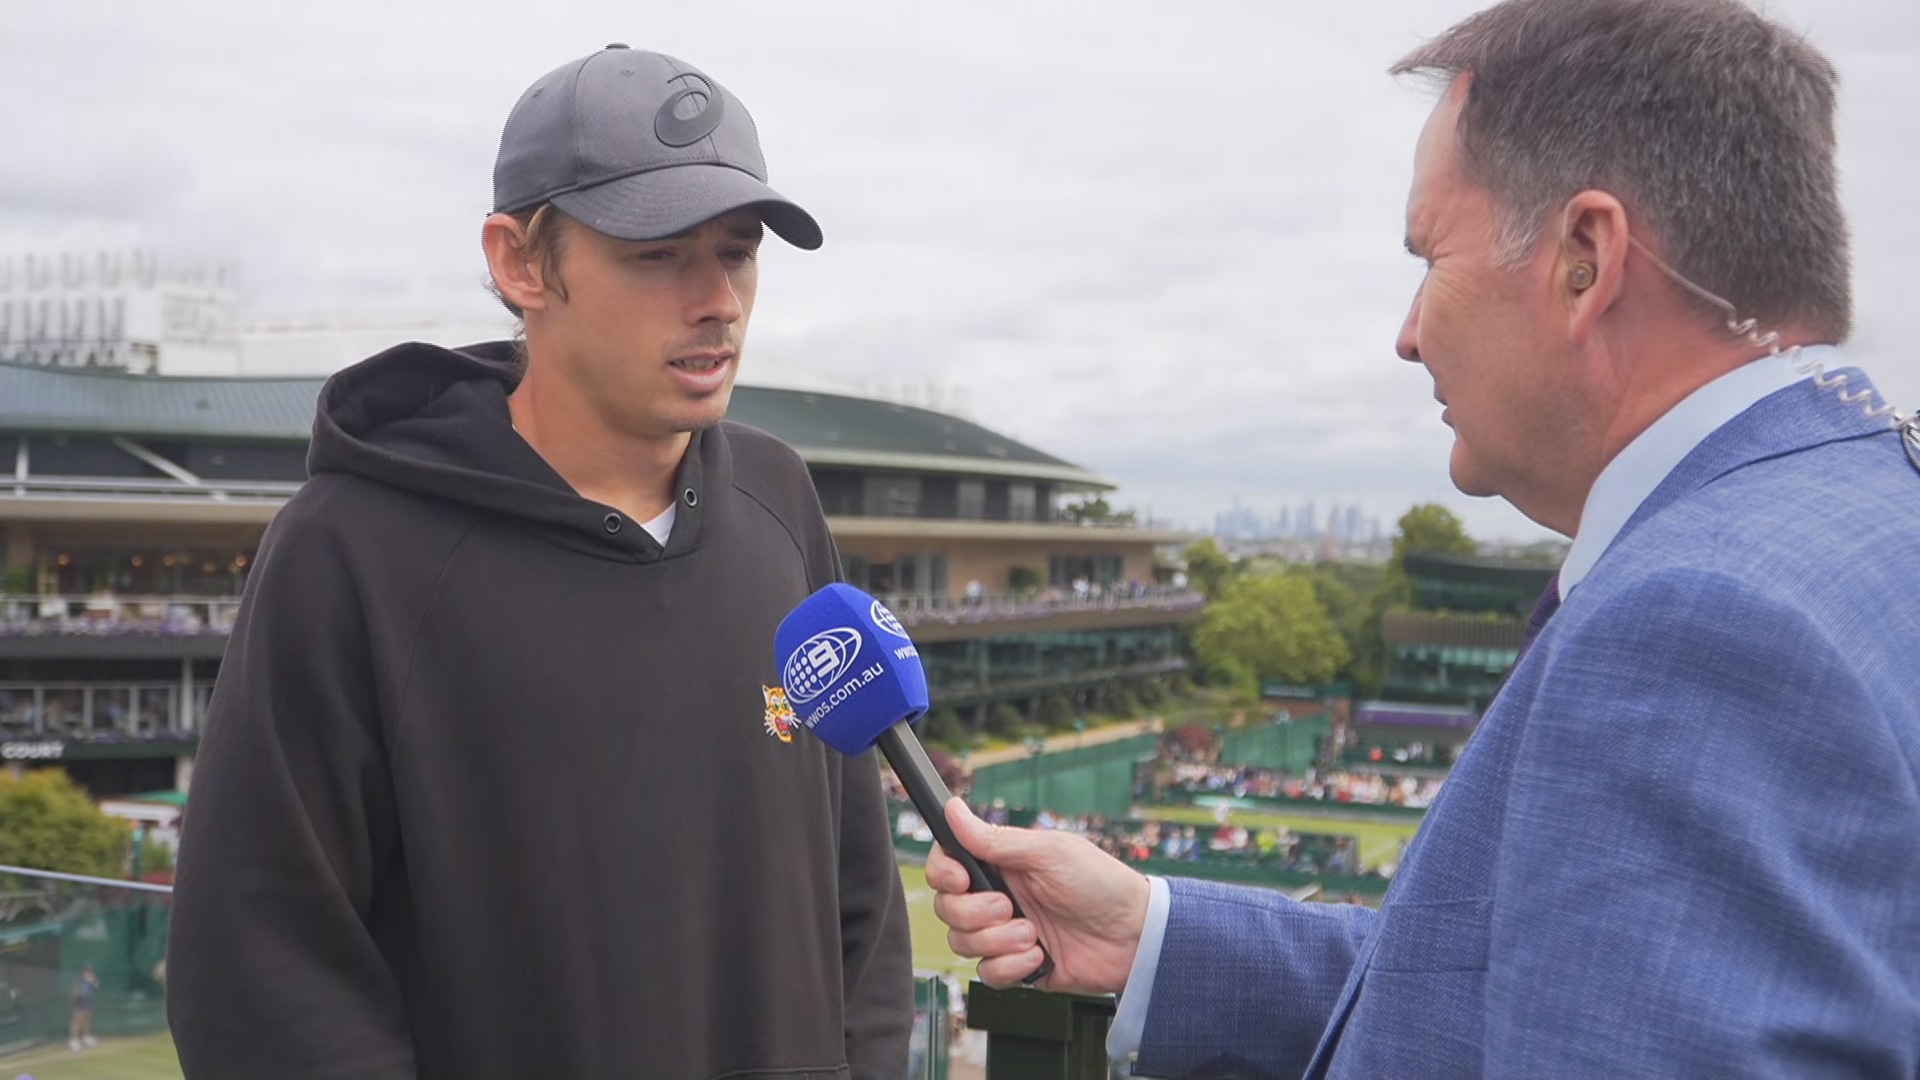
<box><xmin>550</xmin><ymin>165</ymin><xmax>822</xmax><ymax>250</ymax></box>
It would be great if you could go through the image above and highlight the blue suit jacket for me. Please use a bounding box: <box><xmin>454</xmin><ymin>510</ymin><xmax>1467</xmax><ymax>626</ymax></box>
<box><xmin>1136</xmin><ymin>374</ymin><xmax>1920</xmax><ymax>1079</ymax></box>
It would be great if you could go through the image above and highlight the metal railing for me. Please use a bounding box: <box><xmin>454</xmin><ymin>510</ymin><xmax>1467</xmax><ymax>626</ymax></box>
<box><xmin>0</xmin><ymin>475</ymin><xmax>299</xmax><ymax>503</ymax></box>
<box><xmin>0</xmin><ymin>864</ymin><xmax>173</xmax><ymax>895</ymax></box>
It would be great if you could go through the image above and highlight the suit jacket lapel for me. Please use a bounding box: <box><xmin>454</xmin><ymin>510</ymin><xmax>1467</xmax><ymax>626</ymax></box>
<box><xmin>1608</xmin><ymin>370</ymin><xmax>1891</xmax><ymax>562</ymax></box>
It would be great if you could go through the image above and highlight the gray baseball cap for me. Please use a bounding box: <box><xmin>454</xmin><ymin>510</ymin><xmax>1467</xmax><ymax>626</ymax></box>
<box><xmin>493</xmin><ymin>44</ymin><xmax>821</xmax><ymax>250</ymax></box>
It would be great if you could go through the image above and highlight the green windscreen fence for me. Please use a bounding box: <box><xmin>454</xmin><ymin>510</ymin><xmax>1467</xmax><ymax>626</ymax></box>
<box><xmin>1217</xmin><ymin>711</ymin><xmax>1331</xmax><ymax>773</ymax></box>
<box><xmin>967</xmin><ymin>735</ymin><xmax>1157</xmax><ymax>819</ymax></box>
<box><xmin>0</xmin><ymin>875</ymin><xmax>172</xmax><ymax>1057</ymax></box>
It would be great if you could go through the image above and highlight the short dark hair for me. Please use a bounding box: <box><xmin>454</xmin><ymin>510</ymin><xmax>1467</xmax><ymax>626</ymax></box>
<box><xmin>1394</xmin><ymin>0</ymin><xmax>1851</xmax><ymax>341</ymax></box>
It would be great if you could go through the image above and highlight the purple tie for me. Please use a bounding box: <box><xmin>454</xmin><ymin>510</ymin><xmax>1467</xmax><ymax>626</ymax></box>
<box><xmin>1518</xmin><ymin>573</ymin><xmax>1562</xmax><ymax>662</ymax></box>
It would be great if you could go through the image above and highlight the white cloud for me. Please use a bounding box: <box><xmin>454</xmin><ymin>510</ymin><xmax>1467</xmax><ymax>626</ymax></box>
<box><xmin>1</xmin><ymin>0</ymin><xmax>1913</xmax><ymax>541</ymax></box>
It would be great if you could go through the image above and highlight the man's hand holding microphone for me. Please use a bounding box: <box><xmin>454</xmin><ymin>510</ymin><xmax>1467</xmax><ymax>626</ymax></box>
<box><xmin>924</xmin><ymin>798</ymin><xmax>1150</xmax><ymax>994</ymax></box>
<box><xmin>774</xmin><ymin>583</ymin><xmax>1151</xmax><ymax>994</ymax></box>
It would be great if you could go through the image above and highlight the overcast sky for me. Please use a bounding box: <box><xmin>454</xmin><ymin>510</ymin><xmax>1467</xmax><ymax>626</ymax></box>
<box><xmin>2</xmin><ymin>0</ymin><xmax>1914</xmax><ymax>540</ymax></box>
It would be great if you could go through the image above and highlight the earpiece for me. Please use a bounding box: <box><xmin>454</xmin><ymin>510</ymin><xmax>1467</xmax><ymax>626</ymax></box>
<box><xmin>1569</xmin><ymin>262</ymin><xmax>1597</xmax><ymax>291</ymax></box>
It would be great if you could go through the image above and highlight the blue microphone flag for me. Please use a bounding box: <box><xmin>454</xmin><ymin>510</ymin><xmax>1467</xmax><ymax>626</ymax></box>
<box><xmin>774</xmin><ymin>583</ymin><xmax>930</xmax><ymax>757</ymax></box>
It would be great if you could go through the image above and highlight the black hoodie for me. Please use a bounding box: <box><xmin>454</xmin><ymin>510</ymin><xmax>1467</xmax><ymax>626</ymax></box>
<box><xmin>167</xmin><ymin>342</ymin><xmax>912</xmax><ymax>1080</ymax></box>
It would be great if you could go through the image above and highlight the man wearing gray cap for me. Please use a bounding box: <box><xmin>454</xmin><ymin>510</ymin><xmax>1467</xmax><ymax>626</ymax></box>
<box><xmin>167</xmin><ymin>45</ymin><xmax>911</xmax><ymax>1080</ymax></box>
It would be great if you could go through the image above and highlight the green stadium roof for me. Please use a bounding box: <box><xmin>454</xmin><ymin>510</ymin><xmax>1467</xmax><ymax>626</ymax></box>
<box><xmin>0</xmin><ymin>361</ymin><xmax>1109</xmax><ymax>488</ymax></box>
<box><xmin>0</xmin><ymin>361</ymin><xmax>318</xmax><ymax>441</ymax></box>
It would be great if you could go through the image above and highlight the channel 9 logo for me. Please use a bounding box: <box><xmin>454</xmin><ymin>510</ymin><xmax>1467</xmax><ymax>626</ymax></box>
<box><xmin>870</xmin><ymin>599</ymin><xmax>910</xmax><ymax>640</ymax></box>
<box><xmin>783</xmin><ymin>627</ymin><xmax>863</xmax><ymax>703</ymax></box>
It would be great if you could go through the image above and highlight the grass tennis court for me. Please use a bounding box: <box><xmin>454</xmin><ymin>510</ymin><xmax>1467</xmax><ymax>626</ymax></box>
<box><xmin>0</xmin><ymin>870</ymin><xmax>969</xmax><ymax>1080</ymax></box>
<box><xmin>894</xmin><ymin>807</ymin><xmax>1424</xmax><ymax>979</ymax></box>
<box><xmin>902</xmin><ymin>857</ymin><xmax>975</xmax><ymax>979</ymax></box>
<box><xmin>0</xmin><ymin>854</ymin><xmax>1391</xmax><ymax>1078</ymax></box>
<box><xmin>1140</xmin><ymin>806</ymin><xmax>1422</xmax><ymax>870</ymax></box>
<box><xmin>0</xmin><ymin>1032</ymin><xmax>183</xmax><ymax>1080</ymax></box>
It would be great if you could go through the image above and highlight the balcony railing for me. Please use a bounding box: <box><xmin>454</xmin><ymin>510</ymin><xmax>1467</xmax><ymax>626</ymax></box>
<box><xmin>0</xmin><ymin>590</ymin><xmax>1202</xmax><ymax>641</ymax></box>
<box><xmin>881</xmin><ymin>586</ymin><xmax>1203</xmax><ymax>629</ymax></box>
<box><xmin>0</xmin><ymin>595</ymin><xmax>240</xmax><ymax>637</ymax></box>
<box><xmin>0</xmin><ymin>475</ymin><xmax>300</xmax><ymax>503</ymax></box>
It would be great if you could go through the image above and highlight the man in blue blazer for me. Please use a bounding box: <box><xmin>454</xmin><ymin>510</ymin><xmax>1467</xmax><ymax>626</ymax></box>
<box><xmin>928</xmin><ymin>0</ymin><xmax>1920</xmax><ymax>1076</ymax></box>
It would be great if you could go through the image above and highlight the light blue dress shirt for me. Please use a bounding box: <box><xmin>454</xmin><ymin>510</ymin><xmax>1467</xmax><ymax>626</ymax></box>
<box><xmin>1105</xmin><ymin>345</ymin><xmax>1832</xmax><ymax>1062</ymax></box>
<box><xmin>1557</xmin><ymin>345</ymin><xmax>1825</xmax><ymax>596</ymax></box>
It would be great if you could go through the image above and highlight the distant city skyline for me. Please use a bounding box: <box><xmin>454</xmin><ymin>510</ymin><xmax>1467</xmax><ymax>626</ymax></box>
<box><xmin>1210</xmin><ymin>497</ymin><xmax>1386</xmax><ymax>548</ymax></box>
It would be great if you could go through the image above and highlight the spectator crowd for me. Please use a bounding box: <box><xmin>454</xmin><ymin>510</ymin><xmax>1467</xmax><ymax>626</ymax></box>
<box><xmin>1165</xmin><ymin>762</ymin><xmax>1444</xmax><ymax>809</ymax></box>
<box><xmin>891</xmin><ymin>796</ymin><xmax>1374</xmax><ymax>879</ymax></box>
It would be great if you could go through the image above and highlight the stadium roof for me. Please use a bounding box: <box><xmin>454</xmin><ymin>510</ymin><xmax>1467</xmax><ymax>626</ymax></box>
<box><xmin>0</xmin><ymin>362</ymin><xmax>317</xmax><ymax>442</ymax></box>
<box><xmin>0</xmin><ymin>362</ymin><xmax>1108</xmax><ymax>488</ymax></box>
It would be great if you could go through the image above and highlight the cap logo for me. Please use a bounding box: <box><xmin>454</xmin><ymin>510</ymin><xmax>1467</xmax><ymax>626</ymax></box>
<box><xmin>654</xmin><ymin>71</ymin><xmax>725</xmax><ymax>148</ymax></box>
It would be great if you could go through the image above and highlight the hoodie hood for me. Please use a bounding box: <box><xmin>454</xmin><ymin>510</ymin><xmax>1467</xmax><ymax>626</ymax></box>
<box><xmin>308</xmin><ymin>339</ymin><xmax>721</xmax><ymax>561</ymax></box>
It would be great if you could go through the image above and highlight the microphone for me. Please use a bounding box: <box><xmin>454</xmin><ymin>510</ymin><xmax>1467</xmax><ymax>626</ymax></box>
<box><xmin>776</xmin><ymin>583</ymin><xmax>1053</xmax><ymax>986</ymax></box>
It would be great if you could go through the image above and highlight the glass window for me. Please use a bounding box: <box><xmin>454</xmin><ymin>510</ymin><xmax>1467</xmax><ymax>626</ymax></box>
<box><xmin>841</xmin><ymin>555</ymin><xmax>869</xmax><ymax>590</ymax></box>
<box><xmin>1008</xmin><ymin>483</ymin><xmax>1036</xmax><ymax>522</ymax></box>
<box><xmin>137</xmin><ymin>687</ymin><xmax>178</xmax><ymax>734</ymax></box>
<box><xmin>94</xmin><ymin>688</ymin><xmax>133</xmax><ymax>734</ymax></box>
<box><xmin>181</xmin><ymin>443</ymin><xmax>310</xmax><ymax>481</ymax></box>
<box><xmin>957</xmin><ymin>479</ymin><xmax>986</xmax><ymax>520</ymax></box>
<box><xmin>0</xmin><ymin>689</ymin><xmax>35</xmax><ymax>737</ymax></box>
<box><xmin>810</xmin><ymin>469</ymin><xmax>863</xmax><ymax>516</ymax></box>
<box><xmin>984</xmin><ymin>480</ymin><xmax>1010</xmax><ymax>520</ymax></box>
<box><xmin>27</xmin><ymin>437</ymin><xmax>159</xmax><ymax>479</ymax></box>
<box><xmin>895</xmin><ymin>552</ymin><xmax>949</xmax><ymax>596</ymax></box>
<box><xmin>42</xmin><ymin>689</ymin><xmax>85</xmax><ymax>736</ymax></box>
<box><xmin>863</xmin><ymin>474</ymin><xmax>922</xmax><ymax>518</ymax></box>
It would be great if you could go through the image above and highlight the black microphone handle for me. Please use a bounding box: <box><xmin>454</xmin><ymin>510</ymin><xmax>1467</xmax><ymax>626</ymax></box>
<box><xmin>876</xmin><ymin>721</ymin><xmax>1055</xmax><ymax>986</ymax></box>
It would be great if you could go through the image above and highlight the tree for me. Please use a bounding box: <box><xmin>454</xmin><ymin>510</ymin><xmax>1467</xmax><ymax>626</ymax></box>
<box><xmin>1181</xmin><ymin>538</ymin><xmax>1236</xmax><ymax>598</ymax></box>
<box><xmin>1136</xmin><ymin>678</ymin><xmax>1167</xmax><ymax>709</ymax></box>
<box><xmin>1007</xmin><ymin>566</ymin><xmax>1043</xmax><ymax>594</ymax></box>
<box><xmin>1</xmin><ymin>565</ymin><xmax>31</xmax><ymax>594</ymax></box>
<box><xmin>1391</xmin><ymin>503</ymin><xmax>1476</xmax><ymax>571</ymax></box>
<box><xmin>1037</xmin><ymin>695</ymin><xmax>1075</xmax><ymax>731</ymax></box>
<box><xmin>0</xmin><ymin>769</ymin><xmax>130</xmax><ymax>879</ymax></box>
<box><xmin>984</xmin><ymin>703</ymin><xmax>1026</xmax><ymax>739</ymax></box>
<box><xmin>1302</xmin><ymin>561</ymin><xmax>1390</xmax><ymax>695</ymax></box>
<box><xmin>1060</xmin><ymin>496</ymin><xmax>1136</xmax><ymax>526</ymax></box>
<box><xmin>918</xmin><ymin>707</ymin><xmax>969</xmax><ymax>749</ymax></box>
<box><xmin>1107</xmin><ymin>685</ymin><xmax>1141</xmax><ymax>717</ymax></box>
<box><xmin>137</xmin><ymin>831</ymin><xmax>176</xmax><ymax>877</ymax></box>
<box><xmin>1191</xmin><ymin>571</ymin><xmax>1351</xmax><ymax>692</ymax></box>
